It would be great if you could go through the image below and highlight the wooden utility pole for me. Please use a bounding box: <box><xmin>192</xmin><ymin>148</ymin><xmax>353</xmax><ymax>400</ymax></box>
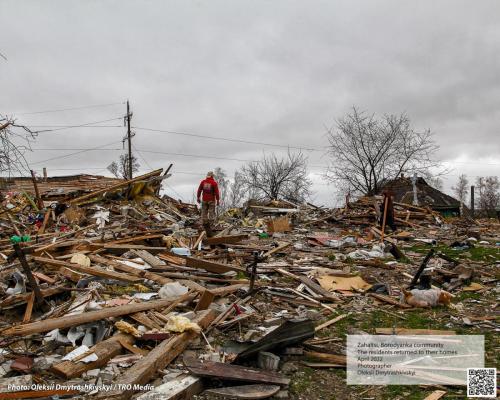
<box><xmin>126</xmin><ymin>100</ymin><xmax>133</xmax><ymax>180</ymax></box>
<box><xmin>470</xmin><ymin>185</ymin><xmax>475</xmax><ymax>217</ymax></box>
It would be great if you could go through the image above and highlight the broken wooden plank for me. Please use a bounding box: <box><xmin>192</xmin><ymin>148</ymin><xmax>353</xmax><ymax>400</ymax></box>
<box><xmin>191</xmin><ymin>231</ymin><xmax>206</xmax><ymax>250</ymax></box>
<box><xmin>186</xmin><ymin>360</ymin><xmax>290</xmax><ymax>386</ymax></box>
<box><xmin>235</xmin><ymin>319</ymin><xmax>314</xmax><ymax>362</ymax></box>
<box><xmin>57</xmin><ymin>266</ymin><xmax>84</xmax><ymax>282</ymax></box>
<box><xmin>204</xmin><ymin>234</ymin><xmax>248</xmax><ymax>246</ymax></box>
<box><xmin>204</xmin><ymin>384</ymin><xmax>280</xmax><ymax>399</ymax></box>
<box><xmin>315</xmin><ymin>313</ymin><xmax>350</xmax><ymax>332</ymax></box>
<box><xmin>185</xmin><ymin>257</ymin><xmax>246</xmax><ymax>274</ymax></box>
<box><xmin>136</xmin><ymin>375</ymin><xmax>203</xmax><ymax>400</ymax></box>
<box><xmin>106</xmin><ymin>234</ymin><xmax>165</xmax><ymax>245</ymax></box>
<box><xmin>98</xmin><ymin>310</ymin><xmax>215</xmax><ymax>400</ymax></box>
<box><xmin>51</xmin><ymin>333</ymin><xmax>134</xmax><ymax>379</ymax></box>
<box><xmin>118</xmin><ymin>337</ymin><xmax>149</xmax><ymax>356</ymax></box>
<box><xmin>158</xmin><ymin>252</ymin><xmax>186</xmax><ymax>265</ymax></box>
<box><xmin>262</xmin><ymin>242</ymin><xmax>291</xmax><ymax>258</ymax></box>
<box><xmin>303</xmin><ymin>351</ymin><xmax>346</xmax><ymax>366</ymax></box>
<box><xmin>210</xmin><ymin>284</ymin><xmax>248</xmax><ymax>297</ymax></box>
<box><xmin>3</xmin><ymin>298</ymin><xmax>178</xmax><ymax>336</ymax></box>
<box><xmin>88</xmin><ymin>254</ymin><xmax>172</xmax><ymax>285</ymax></box>
<box><xmin>375</xmin><ymin>328</ymin><xmax>456</xmax><ymax>335</ymax></box>
<box><xmin>130</xmin><ymin>312</ymin><xmax>163</xmax><ymax>330</ymax></box>
<box><xmin>266</xmin><ymin>216</ymin><xmax>291</xmax><ymax>233</ymax></box>
<box><xmin>368</xmin><ymin>293</ymin><xmax>412</xmax><ymax>308</ymax></box>
<box><xmin>92</xmin><ymin>244</ymin><xmax>167</xmax><ymax>252</ymax></box>
<box><xmin>134</xmin><ymin>250</ymin><xmax>166</xmax><ymax>267</ymax></box>
<box><xmin>194</xmin><ymin>290</ymin><xmax>215</xmax><ymax>311</ymax></box>
<box><xmin>69</xmin><ymin>169</ymin><xmax>163</xmax><ymax>204</ymax></box>
<box><xmin>301</xmin><ymin>361</ymin><xmax>344</xmax><ymax>368</ymax></box>
<box><xmin>37</xmin><ymin>210</ymin><xmax>51</xmax><ymax>235</ymax></box>
<box><xmin>22</xmin><ymin>293</ymin><xmax>35</xmax><ymax>323</ymax></box>
<box><xmin>423</xmin><ymin>390</ymin><xmax>447</xmax><ymax>400</ymax></box>
<box><xmin>276</xmin><ymin>268</ymin><xmax>339</xmax><ymax>302</ymax></box>
<box><xmin>33</xmin><ymin>256</ymin><xmax>142</xmax><ymax>283</ymax></box>
<box><xmin>0</xmin><ymin>287</ymin><xmax>63</xmax><ymax>309</ymax></box>
<box><xmin>32</xmin><ymin>271</ymin><xmax>56</xmax><ymax>284</ymax></box>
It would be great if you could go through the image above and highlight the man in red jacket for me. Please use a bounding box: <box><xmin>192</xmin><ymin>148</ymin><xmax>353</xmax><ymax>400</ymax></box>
<box><xmin>197</xmin><ymin>171</ymin><xmax>220</xmax><ymax>237</ymax></box>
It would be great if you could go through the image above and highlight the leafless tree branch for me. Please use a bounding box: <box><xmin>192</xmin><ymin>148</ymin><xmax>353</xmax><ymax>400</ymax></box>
<box><xmin>239</xmin><ymin>151</ymin><xmax>312</xmax><ymax>202</ymax></box>
<box><xmin>0</xmin><ymin>115</ymin><xmax>37</xmax><ymax>176</ymax></box>
<box><xmin>326</xmin><ymin>107</ymin><xmax>442</xmax><ymax>196</ymax></box>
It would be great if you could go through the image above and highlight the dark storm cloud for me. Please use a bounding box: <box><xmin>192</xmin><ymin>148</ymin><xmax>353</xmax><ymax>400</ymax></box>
<box><xmin>1</xmin><ymin>0</ymin><xmax>499</xmax><ymax>204</ymax></box>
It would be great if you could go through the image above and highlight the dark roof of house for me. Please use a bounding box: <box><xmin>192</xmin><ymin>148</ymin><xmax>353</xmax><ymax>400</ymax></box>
<box><xmin>377</xmin><ymin>176</ymin><xmax>461</xmax><ymax>210</ymax></box>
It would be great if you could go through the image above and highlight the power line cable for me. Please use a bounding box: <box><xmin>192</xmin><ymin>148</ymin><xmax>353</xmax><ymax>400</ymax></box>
<box><xmin>29</xmin><ymin>140</ymin><xmax>123</xmax><ymax>165</ymax></box>
<box><xmin>14</xmin><ymin>101</ymin><xmax>125</xmax><ymax>116</ymax></box>
<box><xmin>165</xmin><ymin>183</ymin><xmax>186</xmax><ymax>201</ymax></box>
<box><xmin>36</xmin><ymin>167</ymin><xmax>111</xmax><ymax>171</ymax></box>
<box><xmin>27</xmin><ymin>125</ymin><xmax>121</xmax><ymax>129</ymax></box>
<box><xmin>133</xmin><ymin>145</ymin><xmax>154</xmax><ymax>170</ymax></box>
<box><xmin>31</xmin><ymin>148</ymin><xmax>122</xmax><ymax>151</ymax></box>
<box><xmin>135</xmin><ymin>148</ymin><xmax>331</xmax><ymax>169</ymax></box>
<box><xmin>136</xmin><ymin>148</ymin><xmax>253</xmax><ymax>163</ymax></box>
<box><xmin>33</xmin><ymin>117</ymin><xmax>123</xmax><ymax>133</ymax></box>
<box><xmin>133</xmin><ymin>126</ymin><xmax>323</xmax><ymax>152</ymax></box>
<box><xmin>135</xmin><ymin>127</ymin><xmax>500</xmax><ymax>166</ymax></box>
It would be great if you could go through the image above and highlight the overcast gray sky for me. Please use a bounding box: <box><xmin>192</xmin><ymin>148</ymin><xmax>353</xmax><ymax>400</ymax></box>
<box><xmin>1</xmin><ymin>0</ymin><xmax>499</xmax><ymax>205</ymax></box>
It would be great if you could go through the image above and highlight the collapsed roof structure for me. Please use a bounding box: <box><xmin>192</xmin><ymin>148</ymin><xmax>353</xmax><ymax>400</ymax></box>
<box><xmin>376</xmin><ymin>175</ymin><xmax>461</xmax><ymax>216</ymax></box>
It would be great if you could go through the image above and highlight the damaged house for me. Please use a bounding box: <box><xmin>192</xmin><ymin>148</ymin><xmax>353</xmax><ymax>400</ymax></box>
<box><xmin>376</xmin><ymin>175</ymin><xmax>461</xmax><ymax>217</ymax></box>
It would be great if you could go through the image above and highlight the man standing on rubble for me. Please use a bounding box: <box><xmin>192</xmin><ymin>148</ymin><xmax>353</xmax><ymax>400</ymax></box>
<box><xmin>197</xmin><ymin>171</ymin><xmax>220</xmax><ymax>237</ymax></box>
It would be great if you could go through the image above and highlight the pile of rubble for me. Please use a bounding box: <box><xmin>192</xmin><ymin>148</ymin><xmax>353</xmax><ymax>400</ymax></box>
<box><xmin>0</xmin><ymin>170</ymin><xmax>498</xmax><ymax>399</ymax></box>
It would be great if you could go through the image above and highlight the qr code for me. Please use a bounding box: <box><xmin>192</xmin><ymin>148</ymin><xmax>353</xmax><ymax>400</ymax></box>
<box><xmin>467</xmin><ymin>368</ymin><xmax>497</xmax><ymax>398</ymax></box>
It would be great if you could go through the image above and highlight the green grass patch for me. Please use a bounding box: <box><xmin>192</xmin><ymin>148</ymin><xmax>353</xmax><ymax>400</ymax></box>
<box><xmin>289</xmin><ymin>366</ymin><xmax>315</xmax><ymax>394</ymax></box>
<box><xmin>382</xmin><ymin>386</ymin><xmax>423</xmax><ymax>400</ymax></box>
<box><xmin>405</xmin><ymin>243</ymin><xmax>499</xmax><ymax>262</ymax></box>
<box><xmin>236</xmin><ymin>271</ymin><xmax>247</xmax><ymax>280</ymax></box>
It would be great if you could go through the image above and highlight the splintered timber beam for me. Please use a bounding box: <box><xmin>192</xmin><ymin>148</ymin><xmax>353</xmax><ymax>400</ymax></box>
<box><xmin>185</xmin><ymin>257</ymin><xmax>246</xmax><ymax>274</ymax></box>
<box><xmin>2</xmin><ymin>298</ymin><xmax>178</xmax><ymax>336</ymax></box>
<box><xmin>69</xmin><ymin>169</ymin><xmax>163</xmax><ymax>205</ymax></box>
<box><xmin>275</xmin><ymin>268</ymin><xmax>339</xmax><ymax>302</ymax></box>
<box><xmin>303</xmin><ymin>351</ymin><xmax>346</xmax><ymax>366</ymax></box>
<box><xmin>185</xmin><ymin>359</ymin><xmax>290</xmax><ymax>386</ymax></box>
<box><xmin>51</xmin><ymin>333</ymin><xmax>134</xmax><ymax>378</ymax></box>
<box><xmin>33</xmin><ymin>256</ymin><xmax>142</xmax><ymax>283</ymax></box>
<box><xmin>262</xmin><ymin>242</ymin><xmax>291</xmax><ymax>258</ymax></box>
<box><xmin>203</xmin><ymin>234</ymin><xmax>248</xmax><ymax>246</ymax></box>
<box><xmin>88</xmin><ymin>254</ymin><xmax>172</xmax><ymax>285</ymax></box>
<box><xmin>375</xmin><ymin>328</ymin><xmax>456</xmax><ymax>335</ymax></box>
<box><xmin>97</xmin><ymin>310</ymin><xmax>216</xmax><ymax>400</ymax></box>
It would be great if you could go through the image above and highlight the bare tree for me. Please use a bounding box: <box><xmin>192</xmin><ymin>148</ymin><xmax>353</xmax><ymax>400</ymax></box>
<box><xmin>228</xmin><ymin>170</ymin><xmax>246</xmax><ymax>208</ymax></box>
<box><xmin>422</xmin><ymin>171</ymin><xmax>444</xmax><ymax>191</ymax></box>
<box><xmin>476</xmin><ymin>176</ymin><xmax>499</xmax><ymax>217</ymax></box>
<box><xmin>0</xmin><ymin>115</ymin><xmax>37</xmax><ymax>175</ymax></box>
<box><xmin>452</xmin><ymin>174</ymin><xmax>469</xmax><ymax>204</ymax></box>
<box><xmin>107</xmin><ymin>154</ymin><xmax>140</xmax><ymax>179</ymax></box>
<box><xmin>214</xmin><ymin>167</ymin><xmax>230</xmax><ymax>208</ymax></box>
<box><xmin>213</xmin><ymin>167</ymin><xmax>229</xmax><ymax>208</ymax></box>
<box><xmin>239</xmin><ymin>151</ymin><xmax>311</xmax><ymax>202</ymax></box>
<box><xmin>326</xmin><ymin>107</ymin><xmax>441</xmax><ymax>196</ymax></box>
